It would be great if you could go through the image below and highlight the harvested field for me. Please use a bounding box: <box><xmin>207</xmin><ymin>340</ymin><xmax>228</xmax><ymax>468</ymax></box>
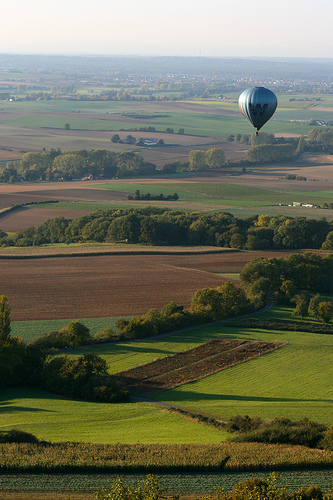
<box><xmin>140</xmin><ymin>100</ymin><xmax>240</xmax><ymax>116</ymax></box>
<box><xmin>0</xmin><ymin>119</ymin><xmax>248</xmax><ymax>164</ymax></box>
<box><xmin>0</xmin><ymin>186</ymin><xmax>127</xmax><ymax>210</ymax></box>
<box><xmin>0</xmin><ymin>250</ymin><xmax>298</xmax><ymax>321</ymax></box>
<box><xmin>135</xmin><ymin>172</ymin><xmax>333</xmax><ymax>191</ymax></box>
<box><xmin>0</xmin><ymin>185</ymin><xmax>129</xmax><ymax>231</ymax></box>
<box><xmin>142</xmin><ymin>140</ymin><xmax>249</xmax><ymax>166</ymax></box>
<box><xmin>0</xmin><ymin>207</ymin><xmax>91</xmax><ymax>232</ymax></box>
<box><xmin>117</xmin><ymin>339</ymin><xmax>283</xmax><ymax>396</ymax></box>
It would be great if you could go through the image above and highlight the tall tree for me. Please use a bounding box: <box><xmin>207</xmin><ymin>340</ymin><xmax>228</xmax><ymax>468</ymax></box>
<box><xmin>0</xmin><ymin>295</ymin><xmax>11</xmax><ymax>341</ymax></box>
<box><xmin>292</xmin><ymin>294</ymin><xmax>309</xmax><ymax>319</ymax></box>
<box><xmin>205</xmin><ymin>148</ymin><xmax>226</xmax><ymax>169</ymax></box>
<box><xmin>67</xmin><ymin>321</ymin><xmax>91</xmax><ymax>348</ymax></box>
<box><xmin>315</xmin><ymin>301</ymin><xmax>333</xmax><ymax>323</ymax></box>
<box><xmin>189</xmin><ymin>150</ymin><xmax>207</xmax><ymax>171</ymax></box>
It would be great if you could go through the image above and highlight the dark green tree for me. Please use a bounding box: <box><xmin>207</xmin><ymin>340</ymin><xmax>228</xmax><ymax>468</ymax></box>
<box><xmin>0</xmin><ymin>295</ymin><xmax>11</xmax><ymax>341</ymax></box>
<box><xmin>309</xmin><ymin>293</ymin><xmax>321</xmax><ymax>316</ymax></box>
<box><xmin>292</xmin><ymin>294</ymin><xmax>309</xmax><ymax>319</ymax></box>
<box><xmin>315</xmin><ymin>301</ymin><xmax>333</xmax><ymax>323</ymax></box>
<box><xmin>205</xmin><ymin>148</ymin><xmax>226</xmax><ymax>169</ymax></box>
<box><xmin>189</xmin><ymin>150</ymin><xmax>207</xmax><ymax>171</ymax></box>
<box><xmin>111</xmin><ymin>134</ymin><xmax>120</xmax><ymax>143</ymax></box>
<box><xmin>67</xmin><ymin>321</ymin><xmax>91</xmax><ymax>348</ymax></box>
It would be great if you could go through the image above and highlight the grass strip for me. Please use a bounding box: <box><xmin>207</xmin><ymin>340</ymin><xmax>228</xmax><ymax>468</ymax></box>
<box><xmin>117</xmin><ymin>340</ymin><xmax>283</xmax><ymax>396</ymax></box>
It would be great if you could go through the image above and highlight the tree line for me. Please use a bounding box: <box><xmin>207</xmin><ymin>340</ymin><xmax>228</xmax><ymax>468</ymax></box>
<box><xmin>0</xmin><ymin>149</ymin><xmax>159</xmax><ymax>183</ymax></box>
<box><xmin>115</xmin><ymin>253</ymin><xmax>333</xmax><ymax>343</ymax></box>
<box><xmin>240</xmin><ymin>252</ymin><xmax>333</xmax><ymax>309</ymax></box>
<box><xmin>1</xmin><ymin>207</ymin><xmax>333</xmax><ymax>250</ymax></box>
<box><xmin>0</xmin><ymin>296</ymin><xmax>128</xmax><ymax>402</ymax></box>
<box><xmin>211</xmin><ymin>129</ymin><xmax>333</xmax><ymax>163</ymax></box>
<box><xmin>115</xmin><ymin>281</ymin><xmax>251</xmax><ymax>341</ymax></box>
<box><xmin>0</xmin><ymin>129</ymin><xmax>331</xmax><ymax>183</ymax></box>
<box><xmin>0</xmin><ymin>146</ymin><xmax>230</xmax><ymax>183</ymax></box>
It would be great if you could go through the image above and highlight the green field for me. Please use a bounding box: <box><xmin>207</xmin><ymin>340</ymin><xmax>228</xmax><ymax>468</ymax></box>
<box><xmin>154</xmin><ymin>342</ymin><xmax>333</xmax><ymax>424</ymax></box>
<box><xmin>29</xmin><ymin>197</ymin><xmax>333</xmax><ymax>221</ymax></box>
<box><xmin>93</xmin><ymin>181</ymin><xmax>333</xmax><ymax>208</ymax></box>
<box><xmin>72</xmin><ymin>306</ymin><xmax>333</xmax><ymax>425</ymax></box>
<box><xmin>11</xmin><ymin>316</ymin><xmax>125</xmax><ymax>343</ymax></box>
<box><xmin>0</xmin><ymin>95</ymin><xmax>331</xmax><ymax>137</ymax></box>
<box><xmin>4</xmin><ymin>304</ymin><xmax>333</xmax><ymax>443</ymax></box>
<box><xmin>0</xmin><ymin>386</ymin><xmax>225</xmax><ymax>443</ymax></box>
<box><xmin>32</xmin><ymin>201</ymin><xmax>120</xmax><ymax>211</ymax></box>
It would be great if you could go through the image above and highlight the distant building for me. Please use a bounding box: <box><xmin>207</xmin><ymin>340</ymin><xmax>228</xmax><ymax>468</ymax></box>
<box><xmin>293</xmin><ymin>201</ymin><xmax>320</xmax><ymax>208</ymax></box>
<box><xmin>137</xmin><ymin>138</ymin><xmax>158</xmax><ymax>146</ymax></box>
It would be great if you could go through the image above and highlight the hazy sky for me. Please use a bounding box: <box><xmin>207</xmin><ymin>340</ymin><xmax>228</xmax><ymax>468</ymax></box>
<box><xmin>3</xmin><ymin>0</ymin><xmax>333</xmax><ymax>58</ymax></box>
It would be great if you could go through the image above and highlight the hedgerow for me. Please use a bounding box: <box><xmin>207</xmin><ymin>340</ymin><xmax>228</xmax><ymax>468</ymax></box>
<box><xmin>227</xmin><ymin>318</ymin><xmax>333</xmax><ymax>334</ymax></box>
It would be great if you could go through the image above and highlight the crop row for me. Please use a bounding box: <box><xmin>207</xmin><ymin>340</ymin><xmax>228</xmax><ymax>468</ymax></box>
<box><xmin>0</xmin><ymin>442</ymin><xmax>332</xmax><ymax>473</ymax></box>
<box><xmin>2</xmin><ymin>471</ymin><xmax>333</xmax><ymax>495</ymax></box>
<box><xmin>0</xmin><ymin>442</ymin><xmax>333</xmax><ymax>473</ymax></box>
<box><xmin>118</xmin><ymin>340</ymin><xmax>244</xmax><ymax>380</ymax></box>
<box><xmin>117</xmin><ymin>340</ymin><xmax>282</xmax><ymax>395</ymax></box>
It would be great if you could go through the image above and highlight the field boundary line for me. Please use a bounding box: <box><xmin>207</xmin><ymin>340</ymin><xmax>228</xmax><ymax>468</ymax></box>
<box><xmin>0</xmin><ymin>248</ymin><xmax>240</xmax><ymax>259</ymax></box>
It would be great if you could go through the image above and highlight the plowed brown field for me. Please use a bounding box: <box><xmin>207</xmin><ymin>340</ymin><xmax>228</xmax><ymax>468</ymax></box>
<box><xmin>0</xmin><ymin>208</ymin><xmax>92</xmax><ymax>232</ymax></box>
<box><xmin>0</xmin><ymin>186</ymin><xmax>127</xmax><ymax>210</ymax></box>
<box><xmin>117</xmin><ymin>339</ymin><xmax>283</xmax><ymax>396</ymax></box>
<box><xmin>0</xmin><ymin>250</ymin><xmax>297</xmax><ymax>321</ymax></box>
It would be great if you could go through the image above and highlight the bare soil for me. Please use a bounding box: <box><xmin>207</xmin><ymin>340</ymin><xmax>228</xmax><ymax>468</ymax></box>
<box><xmin>0</xmin><ymin>250</ymin><xmax>298</xmax><ymax>321</ymax></box>
<box><xmin>0</xmin><ymin>207</ymin><xmax>92</xmax><ymax>232</ymax></box>
<box><xmin>0</xmin><ymin>186</ymin><xmax>127</xmax><ymax>207</ymax></box>
<box><xmin>117</xmin><ymin>339</ymin><xmax>283</xmax><ymax>396</ymax></box>
<box><xmin>142</xmin><ymin>100</ymin><xmax>240</xmax><ymax>116</ymax></box>
<box><xmin>0</xmin><ymin>186</ymin><xmax>129</xmax><ymax>231</ymax></box>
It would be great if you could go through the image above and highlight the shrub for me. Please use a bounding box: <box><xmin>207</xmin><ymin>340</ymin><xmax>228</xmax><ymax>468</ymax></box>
<box><xmin>28</xmin><ymin>322</ymin><xmax>94</xmax><ymax>351</ymax></box>
<box><xmin>294</xmin><ymin>485</ymin><xmax>324</xmax><ymax>500</ymax></box>
<box><xmin>0</xmin><ymin>429</ymin><xmax>39</xmax><ymax>443</ymax></box>
<box><xmin>42</xmin><ymin>354</ymin><xmax>129</xmax><ymax>403</ymax></box>
<box><xmin>232</xmin><ymin>417</ymin><xmax>326</xmax><ymax>448</ymax></box>
<box><xmin>319</xmin><ymin>426</ymin><xmax>333</xmax><ymax>451</ymax></box>
<box><xmin>94</xmin><ymin>327</ymin><xmax>119</xmax><ymax>343</ymax></box>
<box><xmin>95</xmin><ymin>474</ymin><xmax>163</xmax><ymax>500</ymax></box>
<box><xmin>226</xmin><ymin>415</ymin><xmax>262</xmax><ymax>433</ymax></box>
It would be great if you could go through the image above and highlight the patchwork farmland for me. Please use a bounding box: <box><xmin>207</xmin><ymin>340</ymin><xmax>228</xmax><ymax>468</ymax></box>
<box><xmin>0</xmin><ymin>73</ymin><xmax>332</xmax><ymax>498</ymax></box>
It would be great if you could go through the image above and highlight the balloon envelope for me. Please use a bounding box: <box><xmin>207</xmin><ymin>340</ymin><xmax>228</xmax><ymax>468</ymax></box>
<box><xmin>238</xmin><ymin>87</ymin><xmax>277</xmax><ymax>133</ymax></box>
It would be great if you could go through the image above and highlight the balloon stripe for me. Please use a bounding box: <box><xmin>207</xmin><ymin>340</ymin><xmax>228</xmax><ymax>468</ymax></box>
<box><xmin>238</xmin><ymin>87</ymin><xmax>277</xmax><ymax>133</ymax></box>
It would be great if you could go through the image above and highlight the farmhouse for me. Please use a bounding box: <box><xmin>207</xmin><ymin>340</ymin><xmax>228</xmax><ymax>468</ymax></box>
<box><xmin>137</xmin><ymin>138</ymin><xmax>158</xmax><ymax>146</ymax></box>
<box><xmin>292</xmin><ymin>201</ymin><xmax>320</xmax><ymax>208</ymax></box>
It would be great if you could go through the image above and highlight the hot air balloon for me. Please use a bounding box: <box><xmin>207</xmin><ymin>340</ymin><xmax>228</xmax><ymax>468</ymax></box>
<box><xmin>238</xmin><ymin>87</ymin><xmax>277</xmax><ymax>136</ymax></box>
